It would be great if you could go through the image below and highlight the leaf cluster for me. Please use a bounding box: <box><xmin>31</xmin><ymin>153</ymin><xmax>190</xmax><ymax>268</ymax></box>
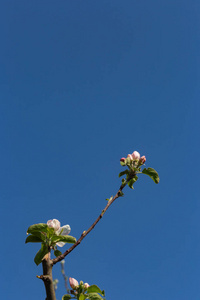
<box><xmin>119</xmin><ymin>161</ymin><xmax>159</xmax><ymax>189</ymax></box>
<box><xmin>26</xmin><ymin>223</ymin><xmax>76</xmax><ymax>265</ymax></box>
<box><xmin>62</xmin><ymin>284</ymin><xmax>105</xmax><ymax>300</ymax></box>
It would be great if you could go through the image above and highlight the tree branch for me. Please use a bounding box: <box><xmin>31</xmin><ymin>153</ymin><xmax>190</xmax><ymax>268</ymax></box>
<box><xmin>39</xmin><ymin>253</ymin><xmax>56</xmax><ymax>300</ymax></box>
<box><xmin>52</xmin><ymin>182</ymin><xmax>127</xmax><ymax>265</ymax></box>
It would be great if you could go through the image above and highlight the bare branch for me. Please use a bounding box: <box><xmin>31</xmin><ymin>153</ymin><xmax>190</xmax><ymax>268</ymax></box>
<box><xmin>52</xmin><ymin>182</ymin><xmax>127</xmax><ymax>265</ymax></box>
<box><xmin>41</xmin><ymin>254</ymin><xmax>56</xmax><ymax>300</ymax></box>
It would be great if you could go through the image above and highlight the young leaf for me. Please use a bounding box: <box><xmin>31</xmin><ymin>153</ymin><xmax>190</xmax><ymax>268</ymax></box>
<box><xmin>87</xmin><ymin>293</ymin><xmax>104</xmax><ymax>300</ymax></box>
<box><xmin>118</xmin><ymin>170</ymin><xmax>129</xmax><ymax>178</ymax></box>
<box><xmin>27</xmin><ymin>230</ymin><xmax>46</xmax><ymax>242</ymax></box>
<box><xmin>79</xmin><ymin>294</ymin><xmax>86</xmax><ymax>300</ymax></box>
<box><xmin>62</xmin><ymin>295</ymin><xmax>72</xmax><ymax>300</ymax></box>
<box><xmin>87</xmin><ymin>285</ymin><xmax>104</xmax><ymax>295</ymax></box>
<box><xmin>127</xmin><ymin>175</ymin><xmax>138</xmax><ymax>189</ymax></box>
<box><xmin>120</xmin><ymin>161</ymin><xmax>126</xmax><ymax>166</ymax></box>
<box><xmin>27</xmin><ymin>223</ymin><xmax>48</xmax><ymax>234</ymax></box>
<box><xmin>47</xmin><ymin>226</ymin><xmax>56</xmax><ymax>235</ymax></box>
<box><xmin>121</xmin><ymin>178</ymin><xmax>126</xmax><ymax>185</ymax></box>
<box><xmin>54</xmin><ymin>250</ymin><xmax>62</xmax><ymax>257</ymax></box>
<box><xmin>51</xmin><ymin>235</ymin><xmax>76</xmax><ymax>244</ymax></box>
<box><xmin>142</xmin><ymin>168</ymin><xmax>159</xmax><ymax>184</ymax></box>
<box><xmin>25</xmin><ymin>235</ymin><xmax>44</xmax><ymax>243</ymax></box>
<box><xmin>106</xmin><ymin>196</ymin><xmax>113</xmax><ymax>201</ymax></box>
<box><xmin>34</xmin><ymin>243</ymin><xmax>49</xmax><ymax>266</ymax></box>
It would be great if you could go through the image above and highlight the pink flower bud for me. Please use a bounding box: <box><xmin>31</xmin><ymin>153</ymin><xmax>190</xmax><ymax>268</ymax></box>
<box><xmin>131</xmin><ymin>151</ymin><xmax>140</xmax><ymax>160</ymax></box>
<box><xmin>84</xmin><ymin>283</ymin><xmax>90</xmax><ymax>289</ymax></box>
<box><xmin>47</xmin><ymin>219</ymin><xmax>60</xmax><ymax>231</ymax></box>
<box><xmin>127</xmin><ymin>154</ymin><xmax>133</xmax><ymax>160</ymax></box>
<box><xmin>139</xmin><ymin>156</ymin><xmax>146</xmax><ymax>164</ymax></box>
<box><xmin>69</xmin><ymin>277</ymin><xmax>79</xmax><ymax>289</ymax></box>
<box><xmin>120</xmin><ymin>157</ymin><xmax>126</xmax><ymax>162</ymax></box>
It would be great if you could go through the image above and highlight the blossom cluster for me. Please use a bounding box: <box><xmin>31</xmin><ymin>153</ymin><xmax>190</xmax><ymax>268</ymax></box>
<box><xmin>69</xmin><ymin>277</ymin><xmax>90</xmax><ymax>290</ymax></box>
<box><xmin>47</xmin><ymin>219</ymin><xmax>71</xmax><ymax>247</ymax></box>
<box><xmin>120</xmin><ymin>150</ymin><xmax>146</xmax><ymax>166</ymax></box>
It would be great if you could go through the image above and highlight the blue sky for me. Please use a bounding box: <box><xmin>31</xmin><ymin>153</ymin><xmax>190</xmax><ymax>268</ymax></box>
<box><xmin>0</xmin><ymin>0</ymin><xmax>200</xmax><ymax>299</ymax></box>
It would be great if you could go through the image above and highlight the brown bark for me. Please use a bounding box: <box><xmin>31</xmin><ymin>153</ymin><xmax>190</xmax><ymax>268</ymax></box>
<box><xmin>40</xmin><ymin>254</ymin><xmax>56</xmax><ymax>300</ymax></box>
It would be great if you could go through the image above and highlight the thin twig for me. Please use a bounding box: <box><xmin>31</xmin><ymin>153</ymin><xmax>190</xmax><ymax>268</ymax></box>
<box><xmin>52</xmin><ymin>181</ymin><xmax>127</xmax><ymax>265</ymax></box>
<box><xmin>61</xmin><ymin>261</ymin><xmax>70</xmax><ymax>293</ymax></box>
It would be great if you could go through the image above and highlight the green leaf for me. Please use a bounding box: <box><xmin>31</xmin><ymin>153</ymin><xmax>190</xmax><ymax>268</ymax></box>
<box><xmin>87</xmin><ymin>293</ymin><xmax>104</xmax><ymax>300</ymax></box>
<box><xmin>142</xmin><ymin>168</ymin><xmax>159</xmax><ymax>184</ymax></box>
<box><xmin>120</xmin><ymin>160</ymin><xmax>126</xmax><ymax>166</ymax></box>
<box><xmin>54</xmin><ymin>250</ymin><xmax>62</xmax><ymax>257</ymax></box>
<box><xmin>87</xmin><ymin>285</ymin><xmax>104</xmax><ymax>295</ymax></box>
<box><xmin>51</xmin><ymin>235</ymin><xmax>76</xmax><ymax>244</ymax></box>
<box><xmin>34</xmin><ymin>243</ymin><xmax>49</xmax><ymax>266</ymax></box>
<box><xmin>25</xmin><ymin>235</ymin><xmax>44</xmax><ymax>243</ymax></box>
<box><xmin>47</xmin><ymin>226</ymin><xmax>56</xmax><ymax>235</ymax></box>
<box><xmin>121</xmin><ymin>178</ymin><xmax>126</xmax><ymax>185</ymax></box>
<box><xmin>125</xmin><ymin>157</ymin><xmax>131</xmax><ymax>165</ymax></box>
<box><xmin>62</xmin><ymin>295</ymin><xmax>72</xmax><ymax>300</ymax></box>
<box><xmin>79</xmin><ymin>294</ymin><xmax>86</xmax><ymax>300</ymax></box>
<box><xmin>127</xmin><ymin>176</ymin><xmax>138</xmax><ymax>189</ymax></box>
<box><xmin>27</xmin><ymin>230</ymin><xmax>46</xmax><ymax>241</ymax></box>
<box><xmin>118</xmin><ymin>170</ymin><xmax>129</xmax><ymax>178</ymax></box>
<box><xmin>27</xmin><ymin>223</ymin><xmax>48</xmax><ymax>234</ymax></box>
<box><xmin>106</xmin><ymin>196</ymin><xmax>113</xmax><ymax>202</ymax></box>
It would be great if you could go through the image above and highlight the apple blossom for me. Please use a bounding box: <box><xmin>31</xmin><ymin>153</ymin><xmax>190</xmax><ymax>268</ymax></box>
<box><xmin>47</xmin><ymin>219</ymin><xmax>71</xmax><ymax>247</ymax></box>
<box><xmin>139</xmin><ymin>155</ymin><xmax>146</xmax><ymax>165</ymax></box>
<box><xmin>84</xmin><ymin>283</ymin><xmax>90</xmax><ymax>289</ymax></box>
<box><xmin>69</xmin><ymin>277</ymin><xmax>79</xmax><ymax>289</ymax></box>
<box><xmin>47</xmin><ymin>219</ymin><xmax>60</xmax><ymax>231</ymax></box>
<box><xmin>56</xmin><ymin>224</ymin><xmax>71</xmax><ymax>247</ymax></box>
<box><xmin>127</xmin><ymin>154</ymin><xmax>133</xmax><ymax>160</ymax></box>
<box><xmin>131</xmin><ymin>151</ymin><xmax>140</xmax><ymax>160</ymax></box>
<box><xmin>120</xmin><ymin>157</ymin><xmax>126</xmax><ymax>162</ymax></box>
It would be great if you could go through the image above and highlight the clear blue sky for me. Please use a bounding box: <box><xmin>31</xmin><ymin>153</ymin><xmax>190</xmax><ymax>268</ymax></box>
<box><xmin>1</xmin><ymin>1</ymin><xmax>200</xmax><ymax>299</ymax></box>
